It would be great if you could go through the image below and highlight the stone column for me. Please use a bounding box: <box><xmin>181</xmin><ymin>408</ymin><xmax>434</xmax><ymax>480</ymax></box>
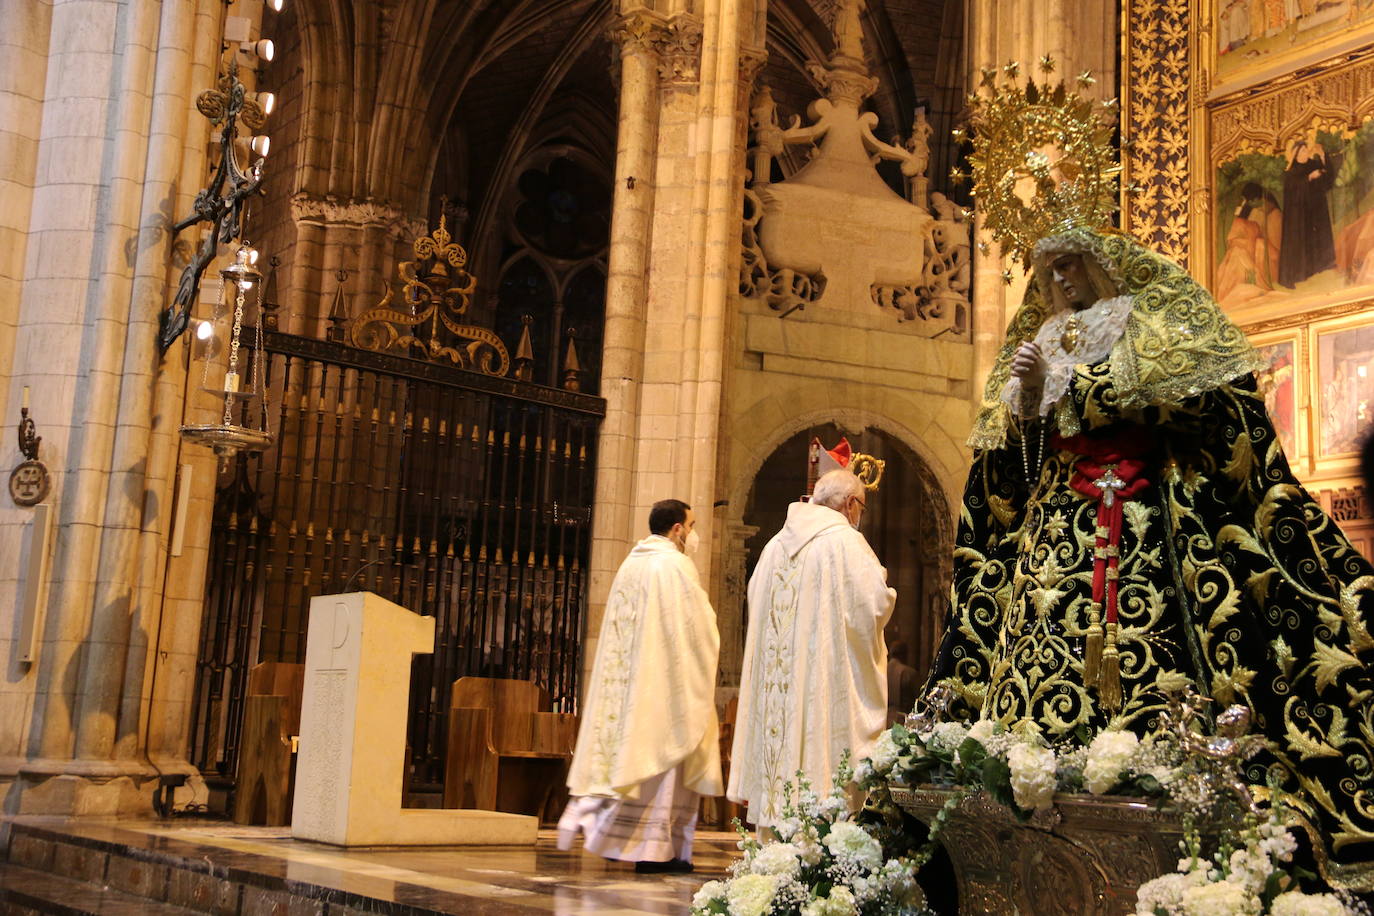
<box><xmin>0</xmin><ymin>0</ymin><xmax>221</xmax><ymax>813</ymax></box>
<box><xmin>585</xmin><ymin>8</ymin><xmax>664</xmax><ymax>656</ymax></box>
<box><xmin>586</xmin><ymin>3</ymin><xmax>755</xmax><ymax>668</ymax></box>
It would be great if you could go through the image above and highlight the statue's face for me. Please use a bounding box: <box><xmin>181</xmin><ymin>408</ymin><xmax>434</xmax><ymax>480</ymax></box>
<box><xmin>1049</xmin><ymin>253</ymin><xmax>1095</xmax><ymax>310</ymax></box>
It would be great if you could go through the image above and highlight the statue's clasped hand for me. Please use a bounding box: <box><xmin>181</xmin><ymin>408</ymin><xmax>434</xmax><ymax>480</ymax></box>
<box><xmin>1011</xmin><ymin>341</ymin><xmax>1048</xmax><ymax>387</ymax></box>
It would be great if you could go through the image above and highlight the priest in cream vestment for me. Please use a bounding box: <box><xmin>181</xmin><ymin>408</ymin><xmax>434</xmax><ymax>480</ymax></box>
<box><xmin>558</xmin><ymin>499</ymin><xmax>721</xmax><ymax>871</ymax></box>
<box><xmin>728</xmin><ymin>470</ymin><xmax>896</xmax><ymax>828</ymax></box>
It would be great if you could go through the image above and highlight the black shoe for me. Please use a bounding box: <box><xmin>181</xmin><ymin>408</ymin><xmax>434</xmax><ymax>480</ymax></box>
<box><xmin>634</xmin><ymin>859</ymin><xmax>694</xmax><ymax>873</ymax></box>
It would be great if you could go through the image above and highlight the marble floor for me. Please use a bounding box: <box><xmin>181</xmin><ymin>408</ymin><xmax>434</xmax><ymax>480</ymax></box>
<box><xmin>1</xmin><ymin>817</ymin><xmax>741</xmax><ymax>915</ymax></box>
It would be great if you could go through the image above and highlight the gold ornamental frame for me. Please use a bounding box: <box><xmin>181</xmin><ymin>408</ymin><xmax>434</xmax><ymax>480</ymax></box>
<box><xmin>1308</xmin><ymin>309</ymin><xmax>1374</xmax><ymax>473</ymax></box>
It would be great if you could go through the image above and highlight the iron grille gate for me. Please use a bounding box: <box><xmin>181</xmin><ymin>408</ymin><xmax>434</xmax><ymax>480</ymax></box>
<box><xmin>189</xmin><ymin>329</ymin><xmax>604</xmax><ymax>800</ymax></box>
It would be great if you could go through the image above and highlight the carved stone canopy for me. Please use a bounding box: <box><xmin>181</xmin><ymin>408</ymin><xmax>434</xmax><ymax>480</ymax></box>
<box><xmin>753</xmin><ymin>0</ymin><xmax>929</xmax><ymax>313</ymax></box>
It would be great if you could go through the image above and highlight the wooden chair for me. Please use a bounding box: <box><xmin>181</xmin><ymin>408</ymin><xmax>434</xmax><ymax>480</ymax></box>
<box><xmin>234</xmin><ymin>662</ymin><xmax>305</xmax><ymax>826</ymax></box>
<box><xmin>443</xmin><ymin>677</ymin><xmax>578</xmax><ymax>822</ymax></box>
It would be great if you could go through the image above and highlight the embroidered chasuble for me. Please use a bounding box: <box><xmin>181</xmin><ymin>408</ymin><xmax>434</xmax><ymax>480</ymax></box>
<box><xmin>729</xmin><ymin>501</ymin><xmax>896</xmax><ymax>828</ymax></box>
<box><xmin>565</xmin><ymin>535</ymin><xmax>722</xmax><ymax>802</ymax></box>
<box><xmin>929</xmin><ymin>227</ymin><xmax>1374</xmax><ymax>892</ymax></box>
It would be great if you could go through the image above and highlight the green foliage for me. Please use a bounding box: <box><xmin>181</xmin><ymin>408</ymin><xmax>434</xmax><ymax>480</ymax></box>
<box><xmin>980</xmin><ymin>756</ymin><xmax>1015</xmax><ymax>810</ymax></box>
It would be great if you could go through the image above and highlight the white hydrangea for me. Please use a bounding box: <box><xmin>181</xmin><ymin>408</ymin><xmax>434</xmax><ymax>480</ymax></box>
<box><xmin>750</xmin><ymin>842</ymin><xmax>802</xmax><ymax>879</ymax></box>
<box><xmin>801</xmin><ymin>886</ymin><xmax>859</xmax><ymax>916</ymax></box>
<box><xmin>725</xmin><ymin>873</ymin><xmax>779</xmax><ymax>916</ymax></box>
<box><xmin>822</xmin><ymin>821</ymin><xmax>884</xmax><ymax>873</ymax></box>
<box><xmin>869</xmin><ymin>730</ymin><xmax>901</xmax><ymax>772</ymax></box>
<box><xmin>692</xmin><ymin>879</ymin><xmax>727</xmax><ymax>910</ymax></box>
<box><xmin>1178</xmin><ymin>880</ymin><xmax>1257</xmax><ymax>916</ymax></box>
<box><xmin>1007</xmin><ymin>742</ymin><xmax>1057</xmax><ymax>812</ymax></box>
<box><xmin>928</xmin><ymin>721</ymin><xmax>971</xmax><ymax>754</ymax></box>
<box><xmin>967</xmin><ymin>718</ymin><xmax>996</xmax><ymax>744</ymax></box>
<box><xmin>1270</xmin><ymin>890</ymin><xmax>1353</xmax><ymax>916</ymax></box>
<box><xmin>1135</xmin><ymin>871</ymin><xmax>1209</xmax><ymax>915</ymax></box>
<box><xmin>1082</xmin><ymin>728</ymin><xmax>1139</xmax><ymax>795</ymax></box>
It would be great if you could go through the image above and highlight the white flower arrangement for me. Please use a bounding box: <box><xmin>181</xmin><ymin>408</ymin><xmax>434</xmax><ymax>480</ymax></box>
<box><xmin>1133</xmin><ymin>791</ymin><xmax>1367</xmax><ymax>915</ymax></box>
<box><xmin>701</xmin><ymin>690</ymin><xmax>1365</xmax><ymax>915</ymax></box>
<box><xmin>688</xmin><ymin>756</ymin><xmax>932</xmax><ymax>916</ymax></box>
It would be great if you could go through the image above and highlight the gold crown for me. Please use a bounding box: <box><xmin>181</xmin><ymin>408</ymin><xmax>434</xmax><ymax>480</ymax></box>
<box><xmin>952</xmin><ymin>57</ymin><xmax>1121</xmax><ymax>269</ymax></box>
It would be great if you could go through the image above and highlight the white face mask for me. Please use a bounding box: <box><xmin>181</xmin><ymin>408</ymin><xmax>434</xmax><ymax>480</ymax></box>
<box><xmin>683</xmin><ymin>528</ymin><xmax>700</xmax><ymax>557</ymax></box>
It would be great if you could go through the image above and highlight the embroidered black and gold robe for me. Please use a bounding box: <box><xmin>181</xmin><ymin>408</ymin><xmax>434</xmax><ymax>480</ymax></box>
<box><xmin>929</xmin><ymin>361</ymin><xmax>1374</xmax><ymax>889</ymax></box>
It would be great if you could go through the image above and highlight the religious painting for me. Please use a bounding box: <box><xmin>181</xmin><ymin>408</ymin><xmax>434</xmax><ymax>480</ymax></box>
<box><xmin>1209</xmin><ymin>52</ymin><xmax>1374</xmax><ymax>318</ymax></box>
<box><xmin>1210</xmin><ymin>0</ymin><xmax>1374</xmax><ymax>94</ymax></box>
<box><xmin>1314</xmin><ymin>316</ymin><xmax>1374</xmax><ymax>461</ymax></box>
<box><xmin>1249</xmin><ymin>331</ymin><xmax>1302</xmax><ymax>459</ymax></box>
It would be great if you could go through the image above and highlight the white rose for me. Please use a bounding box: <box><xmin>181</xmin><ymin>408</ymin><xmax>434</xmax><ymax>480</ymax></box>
<box><xmin>725</xmin><ymin>873</ymin><xmax>779</xmax><ymax>916</ymax></box>
<box><xmin>967</xmin><ymin>718</ymin><xmax>996</xmax><ymax>744</ymax></box>
<box><xmin>821</xmin><ymin>886</ymin><xmax>858</xmax><ymax>916</ymax></box>
<box><xmin>1270</xmin><ymin>890</ymin><xmax>1352</xmax><ymax>916</ymax></box>
<box><xmin>1007</xmin><ymin>743</ymin><xmax>1057</xmax><ymax>812</ymax></box>
<box><xmin>692</xmin><ymin>880</ymin><xmax>727</xmax><ymax>910</ymax></box>
<box><xmin>750</xmin><ymin>842</ymin><xmax>802</xmax><ymax>879</ymax></box>
<box><xmin>1179</xmin><ymin>880</ymin><xmax>1257</xmax><ymax>916</ymax></box>
<box><xmin>822</xmin><ymin>821</ymin><xmax>884</xmax><ymax>873</ymax></box>
<box><xmin>869</xmin><ymin>730</ymin><xmax>901</xmax><ymax>772</ymax></box>
<box><xmin>1084</xmin><ymin>729</ymin><xmax>1140</xmax><ymax>795</ymax></box>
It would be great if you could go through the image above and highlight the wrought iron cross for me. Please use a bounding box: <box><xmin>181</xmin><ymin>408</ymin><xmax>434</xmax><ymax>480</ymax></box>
<box><xmin>1093</xmin><ymin>465</ymin><xmax>1126</xmax><ymax>508</ymax></box>
<box><xmin>159</xmin><ymin>59</ymin><xmax>267</xmax><ymax>354</ymax></box>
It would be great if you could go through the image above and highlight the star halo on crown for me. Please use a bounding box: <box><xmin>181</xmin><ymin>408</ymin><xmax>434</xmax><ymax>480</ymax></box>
<box><xmin>952</xmin><ymin>56</ymin><xmax>1122</xmax><ymax>272</ymax></box>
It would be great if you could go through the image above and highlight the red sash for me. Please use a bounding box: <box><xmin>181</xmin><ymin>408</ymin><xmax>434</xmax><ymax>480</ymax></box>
<box><xmin>1050</xmin><ymin>429</ymin><xmax>1153</xmax><ymax>709</ymax></box>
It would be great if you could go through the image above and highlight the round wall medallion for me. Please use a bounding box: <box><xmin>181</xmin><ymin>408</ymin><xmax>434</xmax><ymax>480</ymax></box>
<box><xmin>9</xmin><ymin>459</ymin><xmax>50</xmax><ymax>506</ymax></box>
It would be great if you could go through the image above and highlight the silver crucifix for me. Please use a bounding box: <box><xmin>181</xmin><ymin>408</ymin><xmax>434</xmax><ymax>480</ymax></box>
<box><xmin>1093</xmin><ymin>466</ymin><xmax>1126</xmax><ymax>508</ymax></box>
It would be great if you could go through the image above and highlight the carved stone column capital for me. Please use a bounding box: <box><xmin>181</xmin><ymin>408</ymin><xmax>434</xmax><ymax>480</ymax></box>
<box><xmin>606</xmin><ymin>10</ymin><xmax>703</xmax><ymax>90</ymax></box>
<box><xmin>607</xmin><ymin>8</ymin><xmax>667</xmax><ymax>58</ymax></box>
<box><xmin>737</xmin><ymin>44</ymin><xmax>769</xmax><ymax>108</ymax></box>
<box><xmin>653</xmin><ymin>15</ymin><xmax>703</xmax><ymax>89</ymax></box>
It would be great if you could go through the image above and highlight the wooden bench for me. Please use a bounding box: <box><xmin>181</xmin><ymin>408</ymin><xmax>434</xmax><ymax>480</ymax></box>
<box><xmin>442</xmin><ymin>677</ymin><xmax>577</xmax><ymax>821</ymax></box>
<box><xmin>234</xmin><ymin>662</ymin><xmax>304</xmax><ymax>826</ymax></box>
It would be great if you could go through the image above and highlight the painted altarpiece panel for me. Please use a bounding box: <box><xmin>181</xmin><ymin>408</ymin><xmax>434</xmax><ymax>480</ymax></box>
<box><xmin>1206</xmin><ymin>0</ymin><xmax>1374</xmax><ymax>95</ymax></box>
<box><xmin>1208</xmin><ymin>51</ymin><xmax>1374</xmax><ymax>326</ymax></box>
<box><xmin>1249</xmin><ymin>328</ymin><xmax>1304</xmax><ymax>461</ymax></box>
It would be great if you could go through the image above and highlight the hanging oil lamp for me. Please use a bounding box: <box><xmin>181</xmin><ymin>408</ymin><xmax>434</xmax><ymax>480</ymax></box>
<box><xmin>179</xmin><ymin>244</ymin><xmax>274</xmax><ymax>461</ymax></box>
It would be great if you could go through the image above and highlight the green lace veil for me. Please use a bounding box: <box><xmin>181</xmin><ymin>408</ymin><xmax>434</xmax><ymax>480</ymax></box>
<box><xmin>968</xmin><ymin>228</ymin><xmax>1266</xmax><ymax>450</ymax></box>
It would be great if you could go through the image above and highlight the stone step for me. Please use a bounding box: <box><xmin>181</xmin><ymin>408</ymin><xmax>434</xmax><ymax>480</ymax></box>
<box><xmin>0</xmin><ymin>863</ymin><xmax>201</xmax><ymax>915</ymax></box>
<box><xmin>1</xmin><ymin>820</ymin><xmax>519</xmax><ymax>915</ymax></box>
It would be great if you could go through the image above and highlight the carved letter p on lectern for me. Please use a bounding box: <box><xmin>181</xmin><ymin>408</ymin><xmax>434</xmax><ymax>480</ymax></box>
<box><xmin>290</xmin><ymin>592</ymin><xmax>537</xmax><ymax>846</ymax></box>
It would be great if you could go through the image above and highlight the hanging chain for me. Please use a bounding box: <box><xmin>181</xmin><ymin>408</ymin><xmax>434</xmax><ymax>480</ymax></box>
<box><xmin>254</xmin><ymin>280</ymin><xmax>270</xmax><ymax>437</ymax></box>
<box><xmin>224</xmin><ymin>280</ymin><xmax>246</xmax><ymax>427</ymax></box>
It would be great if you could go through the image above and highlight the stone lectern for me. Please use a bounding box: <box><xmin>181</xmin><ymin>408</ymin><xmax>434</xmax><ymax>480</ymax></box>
<box><xmin>291</xmin><ymin>592</ymin><xmax>538</xmax><ymax>845</ymax></box>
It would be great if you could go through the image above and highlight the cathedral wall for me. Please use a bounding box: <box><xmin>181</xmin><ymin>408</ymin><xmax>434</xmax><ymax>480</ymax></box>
<box><xmin>0</xmin><ymin>0</ymin><xmax>223</xmax><ymax>814</ymax></box>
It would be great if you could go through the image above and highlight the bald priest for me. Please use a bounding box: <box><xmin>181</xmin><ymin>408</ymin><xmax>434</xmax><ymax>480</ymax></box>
<box><xmin>558</xmin><ymin>499</ymin><xmax>722</xmax><ymax>873</ymax></box>
<box><xmin>729</xmin><ymin>469</ymin><xmax>896</xmax><ymax>828</ymax></box>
